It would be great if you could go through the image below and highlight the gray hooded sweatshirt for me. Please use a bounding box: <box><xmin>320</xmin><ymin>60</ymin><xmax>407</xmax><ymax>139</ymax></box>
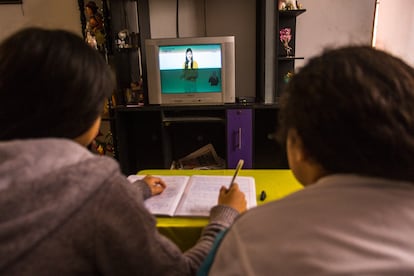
<box><xmin>0</xmin><ymin>138</ymin><xmax>238</xmax><ymax>275</ymax></box>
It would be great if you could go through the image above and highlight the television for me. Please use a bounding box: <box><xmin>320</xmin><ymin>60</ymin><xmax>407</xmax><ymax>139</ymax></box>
<box><xmin>145</xmin><ymin>36</ymin><xmax>235</xmax><ymax>105</ymax></box>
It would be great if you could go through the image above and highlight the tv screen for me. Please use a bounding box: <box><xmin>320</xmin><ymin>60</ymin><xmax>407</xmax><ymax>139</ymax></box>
<box><xmin>146</xmin><ymin>36</ymin><xmax>235</xmax><ymax>105</ymax></box>
<box><xmin>159</xmin><ymin>44</ymin><xmax>222</xmax><ymax>94</ymax></box>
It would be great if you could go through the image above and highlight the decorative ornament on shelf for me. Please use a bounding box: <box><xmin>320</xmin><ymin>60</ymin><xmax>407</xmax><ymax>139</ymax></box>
<box><xmin>284</xmin><ymin>71</ymin><xmax>294</xmax><ymax>83</ymax></box>
<box><xmin>116</xmin><ymin>29</ymin><xmax>130</xmax><ymax>49</ymax></box>
<box><xmin>90</xmin><ymin>131</ymin><xmax>114</xmax><ymax>156</ymax></box>
<box><xmin>279</xmin><ymin>0</ymin><xmax>301</xmax><ymax>10</ymax></box>
<box><xmin>280</xmin><ymin>28</ymin><xmax>293</xmax><ymax>56</ymax></box>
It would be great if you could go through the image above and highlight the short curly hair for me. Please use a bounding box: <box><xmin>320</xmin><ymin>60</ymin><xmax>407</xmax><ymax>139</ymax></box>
<box><xmin>278</xmin><ymin>46</ymin><xmax>414</xmax><ymax>182</ymax></box>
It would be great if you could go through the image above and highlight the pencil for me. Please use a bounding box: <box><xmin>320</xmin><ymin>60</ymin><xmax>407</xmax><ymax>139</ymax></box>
<box><xmin>229</xmin><ymin>159</ymin><xmax>244</xmax><ymax>188</ymax></box>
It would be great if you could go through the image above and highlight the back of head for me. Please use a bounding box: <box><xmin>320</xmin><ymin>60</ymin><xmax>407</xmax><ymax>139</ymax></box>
<box><xmin>0</xmin><ymin>27</ymin><xmax>114</xmax><ymax>140</ymax></box>
<box><xmin>278</xmin><ymin>46</ymin><xmax>414</xmax><ymax>182</ymax></box>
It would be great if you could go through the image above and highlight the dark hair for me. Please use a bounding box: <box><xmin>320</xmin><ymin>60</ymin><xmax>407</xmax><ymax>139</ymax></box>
<box><xmin>278</xmin><ymin>46</ymin><xmax>414</xmax><ymax>182</ymax></box>
<box><xmin>85</xmin><ymin>1</ymin><xmax>99</xmax><ymax>14</ymax></box>
<box><xmin>0</xmin><ymin>27</ymin><xmax>115</xmax><ymax>140</ymax></box>
<box><xmin>185</xmin><ymin>48</ymin><xmax>194</xmax><ymax>69</ymax></box>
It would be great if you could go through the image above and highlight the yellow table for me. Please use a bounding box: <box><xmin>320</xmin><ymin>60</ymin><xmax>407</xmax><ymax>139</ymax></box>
<box><xmin>138</xmin><ymin>169</ymin><xmax>303</xmax><ymax>251</ymax></box>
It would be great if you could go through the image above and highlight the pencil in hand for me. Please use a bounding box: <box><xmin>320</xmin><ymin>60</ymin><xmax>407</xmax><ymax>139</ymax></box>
<box><xmin>229</xmin><ymin>159</ymin><xmax>244</xmax><ymax>188</ymax></box>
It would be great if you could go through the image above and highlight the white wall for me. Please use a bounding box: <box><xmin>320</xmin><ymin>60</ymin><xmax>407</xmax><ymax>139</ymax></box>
<box><xmin>0</xmin><ymin>0</ymin><xmax>81</xmax><ymax>43</ymax></box>
<box><xmin>295</xmin><ymin>0</ymin><xmax>376</xmax><ymax>69</ymax></box>
<box><xmin>149</xmin><ymin>0</ymin><xmax>206</xmax><ymax>38</ymax></box>
<box><xmin>374</xmin><ymin>0</ymin><xmax>414</xmax><ymax>67</ymax></box>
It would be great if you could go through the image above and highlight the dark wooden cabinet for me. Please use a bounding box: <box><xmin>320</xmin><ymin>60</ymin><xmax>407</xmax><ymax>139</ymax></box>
<box><xmin>114</xmin><ymin>104</ymin><xmax>287</xmax><ymax>175</ymax></box>
<box><xmin>114</xmin><ymin>108</ymin><xmax>165</xmax><ymax>174</ymax></box>
<box><xmin>253</xmin><ymin>106</ymin><xmax>287</xmax><ymax>168</ymax></box>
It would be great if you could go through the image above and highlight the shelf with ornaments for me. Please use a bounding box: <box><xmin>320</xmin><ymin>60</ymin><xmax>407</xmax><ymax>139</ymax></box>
<box><xmin>275</xmin><ymin>5</ymin><xmax>306</xmax><ymax>98</ymax></box>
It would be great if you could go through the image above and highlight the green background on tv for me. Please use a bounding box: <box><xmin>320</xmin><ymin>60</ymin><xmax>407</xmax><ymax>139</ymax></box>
<box><xmin>160</xmin><ymin>68</ymin><xmax>222</xmax><ymax>93</ymax></box>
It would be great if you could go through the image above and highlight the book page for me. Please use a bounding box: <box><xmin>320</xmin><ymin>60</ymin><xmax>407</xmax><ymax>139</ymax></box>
<box><xmin>128</xmin><ymin>175</ymin><xmax>190</xmax><ymax>216</ymax></box>
<box><xmin>175</xmin><ymin>175</ymin><xmax>257</xmax><ymax>217</ymax></box>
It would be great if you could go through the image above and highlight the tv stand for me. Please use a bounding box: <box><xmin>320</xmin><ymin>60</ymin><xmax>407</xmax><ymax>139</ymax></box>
<box><xmin>113</xmin><ymin>103</ymin><xmax>288</xmax><ymax>175</ymax></box>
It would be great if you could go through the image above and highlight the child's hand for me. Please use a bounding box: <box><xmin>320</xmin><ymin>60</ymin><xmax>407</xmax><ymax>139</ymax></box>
<box><xmin>143</xmin><ymin>175</ymin><xmax>167</xmax><ymax>196</ymax></box>
<box><xmin>218</xmin><ymin>183</ymin><xmax>247</xmax><ymax>213</ymax></box>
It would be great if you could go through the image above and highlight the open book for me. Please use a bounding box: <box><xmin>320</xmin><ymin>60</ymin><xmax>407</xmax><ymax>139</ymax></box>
<box><xmin>128</xmin><ymin>174</ymin><xmax>257</xmax><ymax>217</ymax></box>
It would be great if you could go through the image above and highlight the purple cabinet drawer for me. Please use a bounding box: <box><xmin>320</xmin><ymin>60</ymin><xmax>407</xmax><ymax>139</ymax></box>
<box><xmin>226</xmin><ymin>109</ymin><xmax>253</xmax><ymax>168</ymax></box>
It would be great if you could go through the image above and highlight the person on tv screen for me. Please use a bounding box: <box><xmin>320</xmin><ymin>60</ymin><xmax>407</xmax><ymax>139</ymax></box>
<box><xmin>208</xmin><ymin>71</ymin><xmax>220</xmax><ymax>86</ymax></box>
<box><xmin>0</xmin><ymin>27</ymin><xmax>247</xmax><ymax>275</ymax></box>
<box><xmin>181</xmin><ymin>47</ymin><xmax>198</xmax><ymax>92</ymax></box>
<box><xmin>202</xmin><ymin>45</ymin><xmax>414</xmax><ymax>275</ymax></box>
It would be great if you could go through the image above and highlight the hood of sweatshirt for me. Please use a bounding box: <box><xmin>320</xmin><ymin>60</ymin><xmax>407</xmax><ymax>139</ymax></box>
<box><xmin>0</xmin><ymin>138</ymin><xmax>119</xmax><ymax>270</ymax></box>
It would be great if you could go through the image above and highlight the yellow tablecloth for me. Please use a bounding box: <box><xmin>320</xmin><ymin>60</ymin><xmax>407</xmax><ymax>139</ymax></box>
<box><xmin>138</xmin><ymin>169</ymin><xmax>303</xmax><ymax>251</ymax></box>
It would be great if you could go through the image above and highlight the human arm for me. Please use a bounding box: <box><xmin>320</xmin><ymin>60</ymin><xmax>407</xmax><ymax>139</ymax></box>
<box><xmin>129</xmin><ymin>175</ymin><xmax>166</xmax><ymax>200</ymax></box>
<box><xmin>141</xmin><ymin>175</ymin><xmax>166</xmax><ymax>196</ymax></box>
<box><xmin>91</xmin><ymin>173</ymin><xmax>245</xmax><ymax>275</ymax></box>
<box><xmin>181</xmin><ymin>183</ymin><xmax>246</xmax><ymax>270</ymax></box>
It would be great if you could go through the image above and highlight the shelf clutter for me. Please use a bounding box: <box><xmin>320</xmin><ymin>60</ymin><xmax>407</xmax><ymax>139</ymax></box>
<box><xmin>276</xmin><ymin>2</ymin><xmax>306</xmax><ymax>98</ymax></box>
<box><xmin>278</xmin><ymin>0</ymin><xmax>304</xmax><ymax>11</ymax></box>
<box><xmin>170</xmin><ymin>144</ymin><xmax>226</xmax><ymax>170</ymax></box>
